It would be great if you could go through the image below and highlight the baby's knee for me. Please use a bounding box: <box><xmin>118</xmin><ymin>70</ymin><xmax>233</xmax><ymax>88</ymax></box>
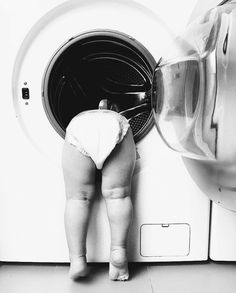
<box><xmin>66</xmin><ymin>189</ymin><xmax>95</xmax><ymax>202</ymax></box>
<box><xmin>102</xmin><ymin>186</ymin><xmax>130</xmax><ymax>200</ymax></box>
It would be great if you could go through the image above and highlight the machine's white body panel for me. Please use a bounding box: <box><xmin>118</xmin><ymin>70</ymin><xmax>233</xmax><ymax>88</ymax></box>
<box><xmin>0</xmin><ymin>0</ymin><xmax>212</xmax><ymax>262</ymax></box>
<box><xmin>210</xmin><ymin>204</ymin><xmax>236</xmax><ymax>261</ymax></box>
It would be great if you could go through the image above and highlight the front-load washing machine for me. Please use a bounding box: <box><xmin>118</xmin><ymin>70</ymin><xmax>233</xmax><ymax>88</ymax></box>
<box><xmin>191</xmin><ymin>0</ymin><xmax>236</xmax><ymax>261</ymax></box>
<box><xmin>156</xmin><ymin>0</ymin><xmax>236</xmax><ymax>261</ymax></box>
<box><xmin>1</xmin><ymin>0</ymin><xmax>211</xmax><ymax>262</ymax></box>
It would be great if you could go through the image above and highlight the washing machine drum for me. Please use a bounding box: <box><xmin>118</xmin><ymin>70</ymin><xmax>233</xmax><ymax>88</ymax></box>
<box><xmin>43</xmin><ymin>31</ymin><xmax>155</xmax><ymax>142</ymax></box>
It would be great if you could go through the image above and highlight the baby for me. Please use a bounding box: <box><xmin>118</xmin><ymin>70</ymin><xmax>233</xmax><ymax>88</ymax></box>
<box><xmin>62</xmin><ymin>99</ymin><xmax>136</xmax><ymax>281</ymax></box>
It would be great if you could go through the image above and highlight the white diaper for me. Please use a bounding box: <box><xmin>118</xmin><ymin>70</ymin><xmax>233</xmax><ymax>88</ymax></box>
<box><xmin>66</xmin><ymin>110</ymin><xmax>130</xmax><ymax>169</ymax></box>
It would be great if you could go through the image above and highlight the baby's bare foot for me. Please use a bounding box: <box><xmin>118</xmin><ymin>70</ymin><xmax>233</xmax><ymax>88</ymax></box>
<box><xmin>109</xmin><ymin>247</ymin><xmax>129</xmax><ymax>281</ymax></box>
<box><xmin>69</xmin><ymin>255</ymin><xmax>88</xmax><ymax>280</ymax></box>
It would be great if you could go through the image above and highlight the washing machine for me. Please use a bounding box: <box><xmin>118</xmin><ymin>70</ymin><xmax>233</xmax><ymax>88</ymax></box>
<box><xmin>0</xmin><ymin>0</ymin><xmax>211</xmax><ymax>263</ymax></box>
<box><xmin>164</xmin><ymin>0</ymin><xmax>236</xmax><ymax>261</ymax></box>
<box><xmin>192</xmin><ymin>0</ymin><xmax>236</xmax><ymax>261</ymax></box>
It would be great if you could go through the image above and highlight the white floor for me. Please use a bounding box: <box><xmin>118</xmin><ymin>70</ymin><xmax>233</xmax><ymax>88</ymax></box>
<box><xmin>0</xmin><ymin>261</ymin><xmax>236</xmax><ymax>293</ymax></box>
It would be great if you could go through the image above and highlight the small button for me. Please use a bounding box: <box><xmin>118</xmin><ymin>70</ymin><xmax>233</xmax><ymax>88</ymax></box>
<box><xmin>22</xmin><ymin>87</ymin><xmax>30</xmax><ymax>99</ymax></box>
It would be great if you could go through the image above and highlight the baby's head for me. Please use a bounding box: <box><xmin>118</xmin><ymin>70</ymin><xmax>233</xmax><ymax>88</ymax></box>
<box><xmin>98</xmin><ymin>99</ymin><xmax>119</xmax><ymax>112</ymax></box>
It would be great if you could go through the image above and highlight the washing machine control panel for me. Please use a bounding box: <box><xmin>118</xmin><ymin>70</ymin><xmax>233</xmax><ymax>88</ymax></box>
<box><xmin>22</xmin><ymin>87</ymin><xmax>30</xmax><ymax>99</ymax></box>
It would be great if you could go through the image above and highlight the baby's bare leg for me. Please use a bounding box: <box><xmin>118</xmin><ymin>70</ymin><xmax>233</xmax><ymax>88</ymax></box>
<box><xmin>62</xmin><ymin>138</ymin><xmax>96</xmax><ymax>279</ymax></box>
<box><xmin>101</xmin><ymin>128</ymin><xmax>136</xmax><ymax>281</ymax></box>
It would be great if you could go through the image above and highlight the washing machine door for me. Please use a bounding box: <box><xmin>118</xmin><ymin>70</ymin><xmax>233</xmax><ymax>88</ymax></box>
<box><xmin>151</xmin><ymin>2</ymin><xmax>236</xmax><ymax>211</ymax></box>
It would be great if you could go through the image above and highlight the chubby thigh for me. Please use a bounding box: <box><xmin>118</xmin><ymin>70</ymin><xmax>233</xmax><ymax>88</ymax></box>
<box><xmin>62</xmin><ymin>137</ymin><xmax>96</xmax><ymax>200</ymax></box>
<box><xmin>101</xmin><ymin>128</ymin><xmax>136</xmax><ymax>198</ymax></box>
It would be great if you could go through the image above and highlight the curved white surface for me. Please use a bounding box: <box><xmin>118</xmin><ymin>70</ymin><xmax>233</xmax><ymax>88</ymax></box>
<box><xmin>12</xmin><ymin>0</ymin><xmax>174</xmax><ymax>163</ymax></box>
<box><xmin>185</xmin><ymin>1</ymin><xmax>236</xmax><ymax>211</ymax></box>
